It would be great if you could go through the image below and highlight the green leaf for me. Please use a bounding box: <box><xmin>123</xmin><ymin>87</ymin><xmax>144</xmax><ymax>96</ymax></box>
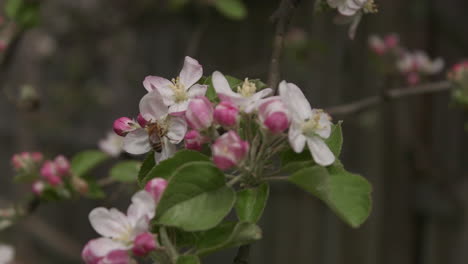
<box><xmin>71</xmin><ymin>150</ymin><xmax>108</xmax><ymax>177</ymax></box>
<box><xmin>235</xmin><ymin>183</ymin><xmax>269</xmax><ymax>223</ymax></box>
<box><xmin>289</xmin><ymin>165</ymin><xmax>372</xmax><ymax>228</ymax></box>
<box><xmin>5</xmin><ymin>0</ymin><xmax>40</xmax><ymax>29</ymax></box>
<box><xmin>177</xmin><ymin>255</ymin><xmax>201</xmax><ymax>264</ymax></box>
<box><xmin>325</xmin><ymin>122</ymin><xmax>343</xmax><ymax>157</ymax></box>
<box><xmin>156</xmin><ymin>161</ymin><xmax>235</xmax><ymax>231</ymax></box>
<box><xmin>83</xmin><ymin>177</ymin><xmax>106</xmax><ymax>199</ymax></box>
<box><xmin>142</xmin><ymin>150</ymin><xmax>210</xmax><ymax>186</ymax></box>
<box><xmin>195</xmin><ymin>222</ymin><xmax>262</xmax><ymax>255</ymax></box>
<box><xmin>138</xmin><ymin>152</ymin><xmax>155</xmax><ymax>186</ymax></box>
<box><xmin>214</xmin><ymin>0</ymin><xmax>247</xmax><ymax>20</ymax></box>
<box><xmin>200</xmin><ymin>76</ymin><xmax>218</xmax><ymax>102</ymax></box>
<box><xmin>110</xmin><ymin>161</ymin><xmax>141</xmax><ymax>182</ymax></box>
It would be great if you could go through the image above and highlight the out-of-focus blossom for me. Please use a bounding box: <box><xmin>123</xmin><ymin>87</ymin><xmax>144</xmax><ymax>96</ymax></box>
<box><xmin>11</xmin><ymin>152</ymin><xmax>43</xmax><ymax>170</ymax></box>
<box><xmin>214</xmin><ymin>101</ymin><xmax>239</xmax><ymax>127</ymax></box>
<box><xmin>212</xmin><ymin>131</ymin><xmax>249</xmax><ymax>170</ymax></box>
<box><xmin>32</xmin><ymin>180</ymin><xmax>45</xmax><ymax>196</ymax></box>
<box><xmin>212</xmin><ymin>71</ymin><xmax>272</xmax><ymax>113</ymax></box>
<box><xmin>144</xmin><ymin>178</ymin><xmax>168</xmax><ymax>204</ymax></box>
<box><xmin>448</xmin><ymin>60</ymin><xmax>468</xmax><ymax>82</ymax></box>
<box><xmin>54</xmin><ymin>155</ymin><xmax>70</xmax><ymax>176</ymax></box>
<box><xmin>257</xmin><ymin>96</ymin><xmax>290</xmax><ymax>133</ymax></box>
<box><xmin>99</xmin><ymin>132</ymin><xmax>124</xmax><ymax>157</ymax></box>
<box><xmin>82</xmin><ymin>190</ymin><xmax>155</xmax><ymax>264</ymax></box>
<box><xmin>122</xmin><ymin>89</ymin><xmax>187</xmax><ymax>164</ymax></box>
<box><xmin>72</xmin><ymin>176</ymin><xmax>89</xmax><ymax>195</ymax></box>
<box><xmin>0</xmin><ymin>244</ymin><xmax>14</xmax><ymax>264</ymax></box>
<box><xmin>143</xmin><ymin>56</ymin><xmax>207</xmax><ymax>115</ymax></box>
<box><xmin>185</xmin><ymin>96</ymin><xmax>214</xmax><ymax>130</ymax></box>
<box><xmin>397</xmin><ymin>51</ymin><xmax>444</xmax><ymax>85</ymax></box>
<box><xmin>368</xmin><ymin>34</ymin><xmax>400</xmax><ymax>55</ymax></box>
<box><xmin>113</xmin><ymin>117</ymin><xmax>140</xmax><ymax>137</ymax></box>
<box><xmin>327</xmin><ymin>0</ymin><xmax>377</xmax><ymax>16</ymax></box>
<box><xmin>40</xmin><ymin>161</ymin><xmax>63</xmax><ymax>186</ymax></box>
<box><xmin>279</xmin><ymin>81</ymin><xmax>335</xmax><ymax>166</ymax></box>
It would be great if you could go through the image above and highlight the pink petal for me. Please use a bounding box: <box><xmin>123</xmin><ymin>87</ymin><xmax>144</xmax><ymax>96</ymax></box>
<box><xmin>179</xmin><ymin>56</ymin><xmax>203</xmax><ymax>88</ymax></box>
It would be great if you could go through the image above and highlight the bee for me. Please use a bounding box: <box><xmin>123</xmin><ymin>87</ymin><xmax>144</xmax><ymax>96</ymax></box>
<box><xmin>147</xmin><ymin>122</ymin><xmax>166</xmax><ymax>153</ymax></box>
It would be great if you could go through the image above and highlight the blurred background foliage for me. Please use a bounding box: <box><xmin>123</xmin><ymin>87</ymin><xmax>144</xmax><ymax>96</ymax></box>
<box><xmin>0</xmin><ymin>0</ymin><xmax>467</xmax><ymax>263</ymax></box>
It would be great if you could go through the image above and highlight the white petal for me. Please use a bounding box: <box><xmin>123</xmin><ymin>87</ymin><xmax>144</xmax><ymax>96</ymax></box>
<box><xmin>279</xmin><ymin>81</ymin><xmax>312</xmax><ymax>121</ymax></box>
<box><xmin>187</xmin><ymin>84</ymin><xmax>208</xmax><ymax>98</ymax></box>
<box><xmin>244</xmin><ymin>88</ymin><xmax>273</xmax><ymax>113</ymax></box>
<box><xmin>155</xmin><ymin>138</ymin><xmax>176</xmax><ymax>163</ymax></box>
<box><xmin>307</xmin><ymin>136</ymin><xmax>335</xmax><ymax>166</ymax></box>
<box><xmin>0</xmin><ymin>244</ymin><xmax>14</xmax><ymax>264</ymax></box>
<box><xmin>212</xmin><ymin>71</ymin><xmax>237</xmax><ymax>96</ymax></box>
<box><xmin>143</xmin><ymin>76</ymin><xmax>172</xmax><ymax>93</ymax></box>
<box><xmin>83</xmin><ymin>238</ymin><xmax>126</xmax><ymax>260</ymax></box>
<box><xmin>338</xmin><ymin>5</ymin><xmax>358</xmax><ymax>16</ymax></box>
<box><xmin>288</xmin><ymin>123</ymin><xmax>306</xmax><ymax>153</ymax></box>
<box><xmin>123</xmin><ymin>129</ymin><xmax>151</xmax><ymax>155</ymax></box>
<box><xmin>168</xmin><ymin>101</ymin><xmax>190</xmax><ymax>115</ymax></box>
<box><xmin>139</xmin><ymin>90</ymin><xmax>168</xmax><ymax>122</ymax></box>
<box><xmin>89</xmin><ymin>208</ymin><xmax>130</xmax><ymax>239</ymax></box>
<box><xmin>127</xmin><ymin>190</ymin><xmax>155</xmax><ymax>229</ymax></box>
<box><xmin>166</xmin><ymin>116</ymin><xmax>187</xmax><ymax>143</ymax></box>
<box><xmin>180</xmin><ymin>56</ymin><xmax>203</xmax><ymax>88</ymax></box>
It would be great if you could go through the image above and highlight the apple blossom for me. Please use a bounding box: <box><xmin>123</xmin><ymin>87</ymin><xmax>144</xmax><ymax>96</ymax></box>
<box><xmin>99</xmin><ymin>132</ymin><xmax>124</xmax><ymax>157</ymax></box>
<box><xmin>136</xmin><ymin>113</ymin><xmax>148</xmax><ymax>127</ymax></box>
<box><xmin>122</xmin><ymin>89</ymin><xmax>187</xmax><ymax>163</ymax></box>
<box><xmin>279</xmin><ymin>81</ymin><xmax>335</xmax><ymax>166</ymax></box>
<box><xmin>327</xmin><ymin>0</ymin><xmax>376</xmax><ymax>16</ymax></box>
<box><xmin>213</xmin><ymin>101</ymin><xmax>239</xmax><ymax>127</ymax></box>
<box><xmin>185</xmin><ymin>96</ymin><xmax>213</xmax><ymax>130</ymax></box>
<box><xmin>113</xmin><ymin>117</ymin><xmax>140</xmax><ymax>137</ymax></box>
<box><xmin>448</xmin><ymin>60</ymin><xmax>468</xmax><ymax>81</ymax></box>
<box><xmin>83</xmin><ymin>190</ymin><xmax>155</xmax><ymax>264</ymax></box>
<box><xmin>397</xmin><ymin>51</ymin><xmax>444</xmax><ymax>84</ymax></box>
<box><xmin>257</xmin><ymin>96</ymin><xmax>290</xmax><ymax>133</ymax></box>
<box><xmin>54</xmin><ymin>155</ymin><xmax>70</xmax><ymax>176</ymax></box>
<box><xmin>11</xmin><ymin>152</ymin><xmax>43</xmax><ymax>170</ymax></box>
<box><xmin>212</xmin><ymin>71</ymin><xmax>272</xmax><ymax>113</ymax></box>
<box><xmin>212</xmin><ymin>130</ymin><xmax>249</xmax><ymax>170</ymax></box>
<box><xmin>143</xmin><ymin>56</ymin><xmax>207</xmax><ymax>115</ymax></box>
<box><xmin>144</xmin><ymin>178</ymin><xmax>168</xmax><ymax>204</ymax></box>
<box><xmin>132</xmin><ymin>232</ymin><xmax>158</xmax><ymax>257</ymax></box>
<box><xmin>0</xmin><ymin>244</ymin><xmax>14</xmax><ymax>264</ymax></box>
<box><xmin>32</xmin><ymin>180</ymin><xmax>45</xmax><ymax>195</ymax></box>
<box><xmin>40</xmin><ymin>160</ymin><xmax>63</xmax><ymax>186</ymax></box>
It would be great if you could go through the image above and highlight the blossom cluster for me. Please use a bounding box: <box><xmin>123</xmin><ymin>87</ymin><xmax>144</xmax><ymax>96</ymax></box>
<box><xmin>368</xmin><ymin>33</ymin><xmax>444</xmax><ymax>85</ymax></box>
<box><xmin>82</xmin><ymin>178</ymin><xmax>167</xmax><ymax>264</ymax></box>
<box><xmin>113</xmin><ymin>56</ymin><xmax>337</xmax><ymax>170</ymax></box>
<box><xmin>448</xmin><ymin>60</ymin><xmax>468</xmax><ymax>105</ymax></box>
<box><xmin>10</xmin><ymin>151</ymin><xmax>86</xmax><ymax>197</ymax></box>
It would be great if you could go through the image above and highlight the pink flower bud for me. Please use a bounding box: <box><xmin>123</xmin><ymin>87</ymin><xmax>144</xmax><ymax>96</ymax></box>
<box><xmin>32</xmin><ymin>181</ymin><xmax>45</xmax><ymax>195</ymax></box>
<box><xmin>11</xmin><ymin>154</ymin><xmax>23</xmax><ymax>170</ymax></box>
<box><xmin>137</xmin><ymin>113</ymin><xmax>148</xmax><ymax>127</ymax></box>
<box><xmin>54</xmin><ymin>155</ymin><xmax>70</xmax><ymax>176</ymax></box>
<box><xmin>102</xmin><ymin>250</ymin><xmax>131</xmax><ymax>264</ymax></box>
<box><xmin>113</xmin><ymin>117</ymin><xmax>139</xmax><ymax>136</ymax></box>
<box><xmin>368</xmin><ymin>35</ymin><xmax>386</xmax><ymax>55</ymax></box>
<box><xmin>40</xmin><ymin>161</ymin><xmax>62</xmax><ymax>186</ymax></box>
<box><xmin>258</xmin><ymin>97</ymin><xmax>290</xmax><ymax>133</ymax></box>
<box><xmin>384</xmin><ymin>34</ymin><xmax>399</xmax><ymax>49</ymax></box>
<box><xmin>144</xmin><ymin>178</ymin><xmax>168</xmax><ymax>203</ymax></box>
<box><xmin>185</xmin><ymin>96</ymin><xmax>213</xmax><ymax>130</ymax></box>
<box><xmin>184</xmin><ymin>130</ymin><xmax>208</xmax><ymax>151</ymax></box>
<box><xmin>214</xmin><ymin>101</ymin><xmax>239</xmax><ymax>127</ymax></box>
<box><xmin>82</xmin><ymin>240</ymin><xmax>131</xmax><ymax>264</ymax></box>
<box><xmin>212</xmin><ymin>131</ymin><xmax>249</xmax><ymax>170</ymax></box>
<box><xmin>132</xmin><ymin>232</ymin><xmax>158</xmax><ymax>257</ymax></box>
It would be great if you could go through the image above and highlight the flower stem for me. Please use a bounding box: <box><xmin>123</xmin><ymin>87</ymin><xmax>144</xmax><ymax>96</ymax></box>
<box><xmin>263</xmin><ymin>176</ymin><xmax>290</xmax><ymax>181</ymax></box>
<box><xmin>227</xmin><ymin>174</ymin><xmax>244</xmax><ymax>187</ymax></box>
<box><xmin>160</xmin><ymin>226</ymin><xmax>178</xmax><ymax>263</ymax></box>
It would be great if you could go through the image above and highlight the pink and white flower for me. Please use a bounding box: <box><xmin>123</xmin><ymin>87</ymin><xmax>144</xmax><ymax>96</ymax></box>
<box><xmin>32</xmin><ymin>180</ymin><xmax>45</xmax><ymax>195</ymax></box>
<box><xmin>257</xmin><ymin>96</ymin><xmax>290</xmax><ymax>133</ymax></box>
<box><xmin>122</xmin><ymin>89</ymin><xmax>187</xmax><ymax>163</ymax></box>
<box><xmin>82</xmin><ymin>190</ymin><xmax>156</xmax><ymax>264</ymax></box>
<box><xmin>113</xmin><ymin>117</ymin><xmax>140</xmax><ymax>137</ymax></box>
<box><xmin>212</xmin><ymin>131</ymin><xmax>249</xmax><ymax>170</ymax></box>
<box><xmin>327</xmin><ymin>0</ymin><xmax>369</xmax><ymax>16</ymax></box>
<box><xmin>40</xmin><ymin>160</ymin><xmax>63</xmax><ymax>186</ymax></box>
<box><xmin>143</xmin><ymin>56</ymin><xmax>207</xmax><ymax>115</ymax></box>
<box><xmin>397</xmin><ymin>51</ymin><xmax>444</xmax><ymax>85</ymax></box>
<box><xmin>213</xmin><ymin>101</ymin><xmax>239</xmax><ymax>127</ymax></box>
<box><xmin>212</xmin><ymin>71</ymin><xmax>272</xmax><ymax>113</ymax></box>
<box><xmin>99</xmin><ymin>132</ymin><xmax>124</xmax><ymax>158</ymax></box>
<box><xmin>185</xmin><ymin>96</ymin><xmax>213</xmax><ymax>130</ymax></box>
<box><xmin>279</xmin><ymin>81</ymin><xmax>335</xmax><ymax>166</ymax></box>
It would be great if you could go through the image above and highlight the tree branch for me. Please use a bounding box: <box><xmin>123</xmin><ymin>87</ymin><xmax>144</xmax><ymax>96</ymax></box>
<box><xmin>268</xmin><ymin>0</ymin><xmax>301</xmax><ymax>92</ymax></box>
<box><xmin>326</xmin><ymin>80</ymin><xmax>452</xmax><ymax>117</ymax></box>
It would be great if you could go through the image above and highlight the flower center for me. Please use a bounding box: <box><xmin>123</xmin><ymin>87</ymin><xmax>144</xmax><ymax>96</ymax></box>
<box><xmin>237</xmin><ymin>78</ymin><xmax>257</xmax><ymax>97</ymax></box>
<box><xmin>301</xmin><ymin>110</ymin><xmax>329</xmax><ymax>137</ymax></box>
<box><xmin>170</xmin><ymin>77</ymin><xmax>188</xmax><ymax>103</ymax></box>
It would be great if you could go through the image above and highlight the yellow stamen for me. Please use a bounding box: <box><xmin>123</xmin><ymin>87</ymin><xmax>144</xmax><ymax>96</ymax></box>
<box><xmin>237</xmin><ymin>78</ymin><xmax>257</xmax><ymax>97</ymax></box>
<box><xmin>170</xmin><ymin>77</ymin><xmax>188</xmax><ymax>102</ymax></box>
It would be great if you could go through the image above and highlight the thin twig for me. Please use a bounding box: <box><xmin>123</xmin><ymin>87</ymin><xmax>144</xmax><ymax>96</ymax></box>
<box><xmin>268</xmin><ymin>0</ymin><xmax>301</xmax><ymax>92</ymax></box>
<box><xmin>326</xmin><ymin>80</ymin><xmax>452</xmax><ymax>117</ymax></box>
